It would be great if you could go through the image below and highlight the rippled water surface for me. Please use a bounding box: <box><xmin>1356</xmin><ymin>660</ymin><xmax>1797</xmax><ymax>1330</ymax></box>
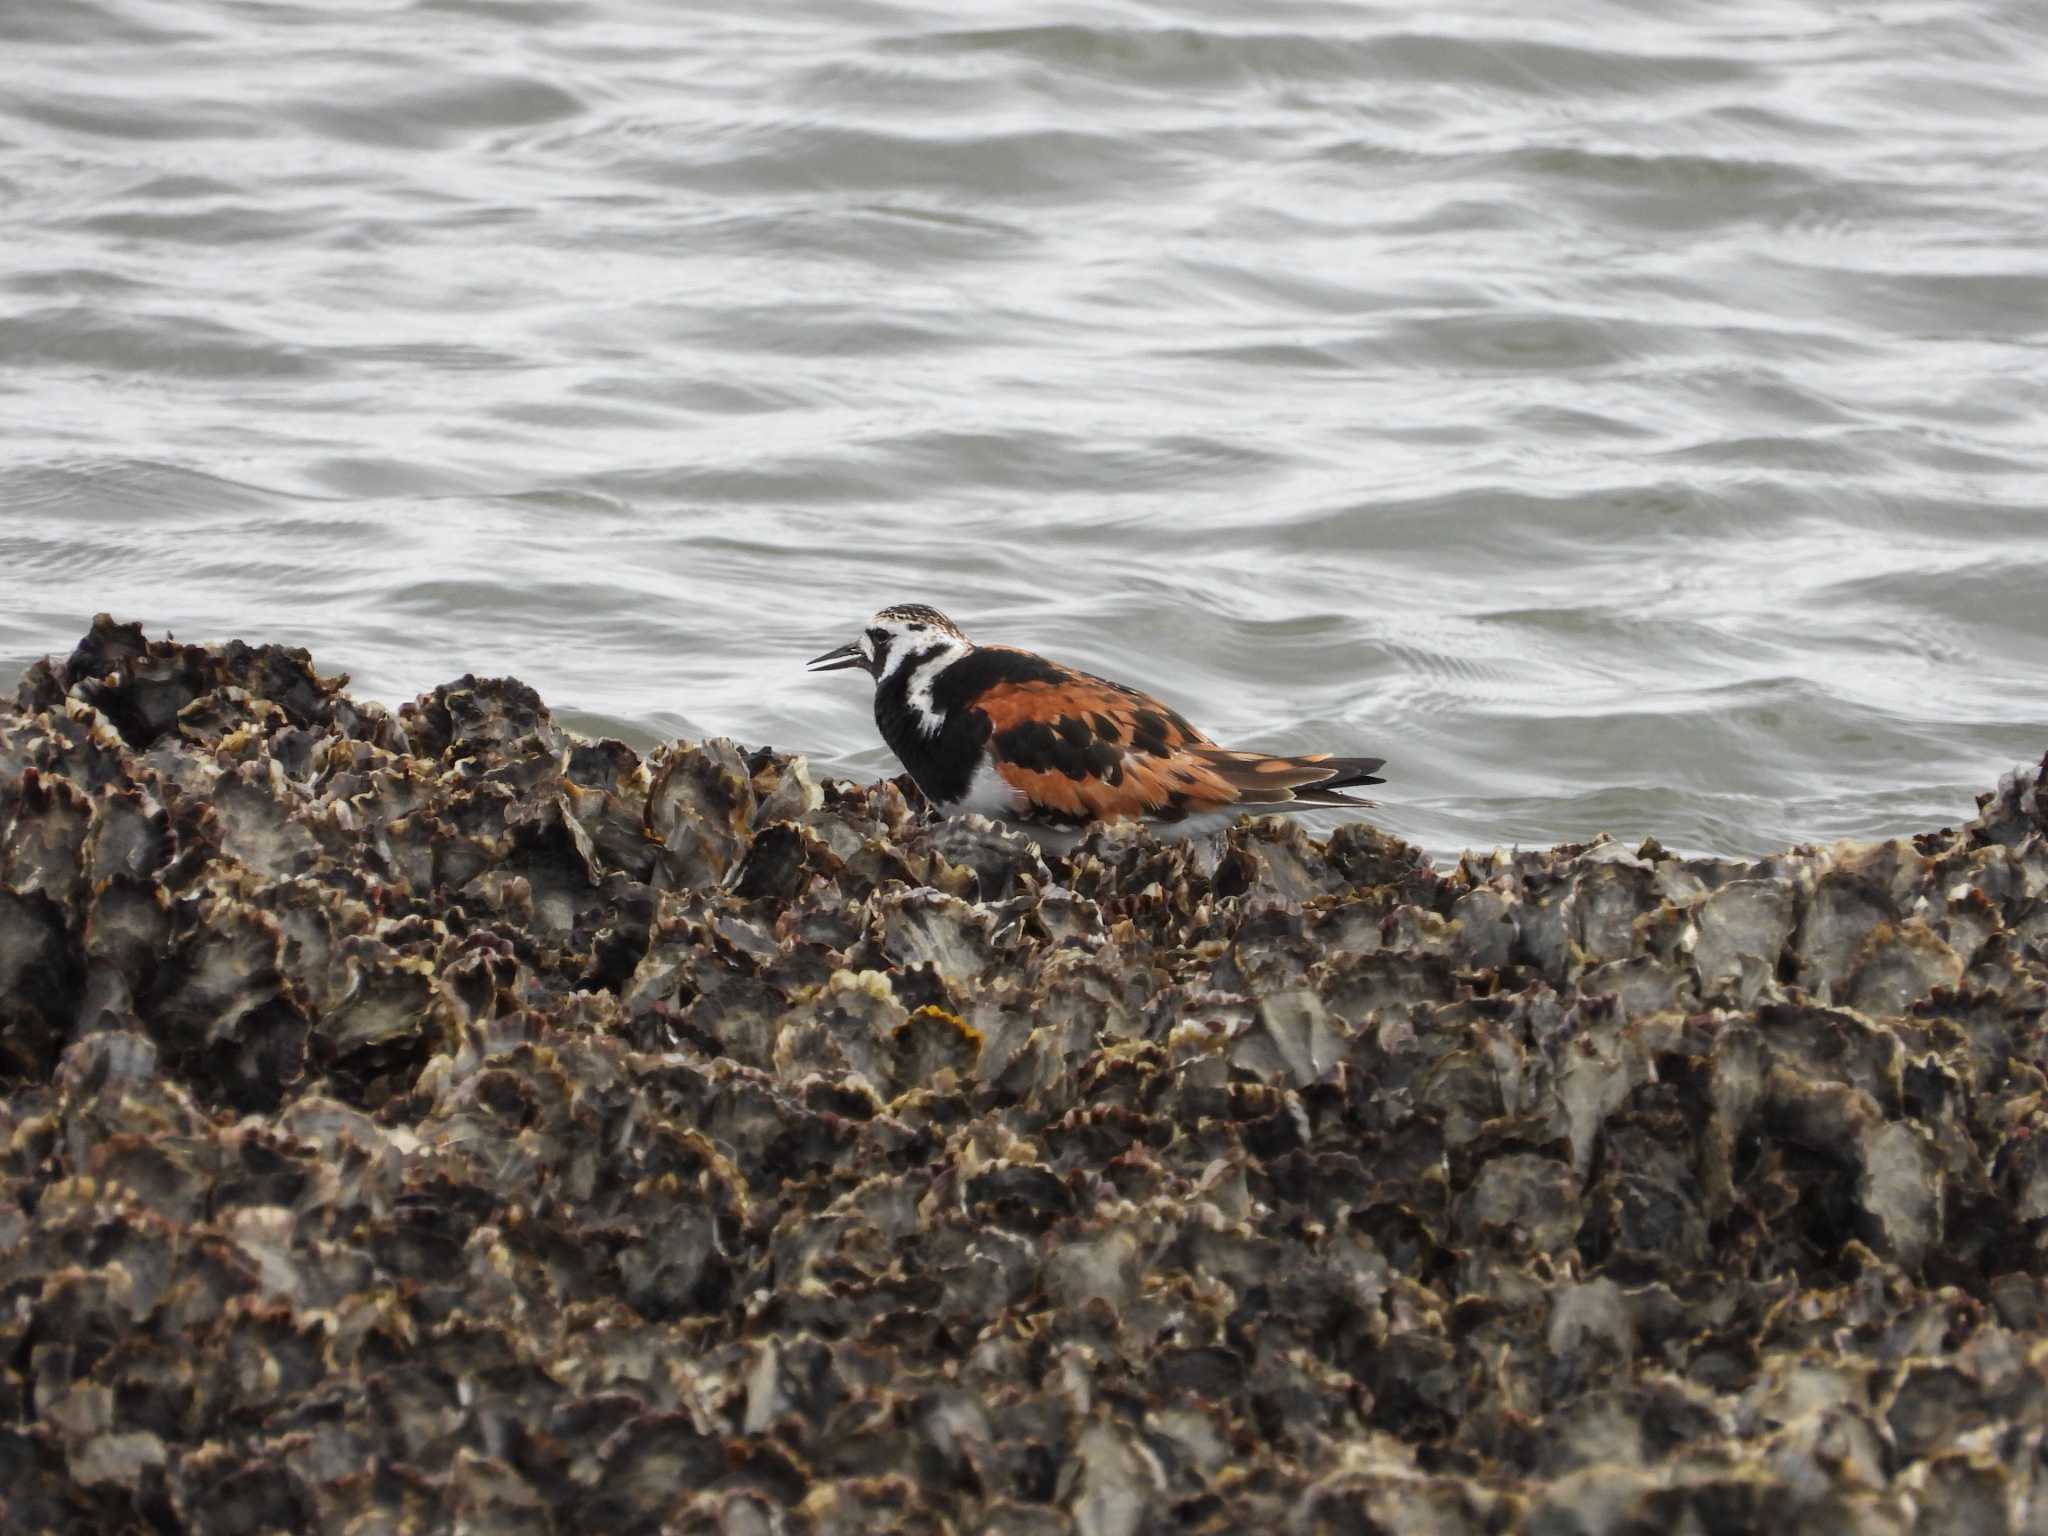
<box><xmin>6</xmin><ymin>0</ymin><xmax>2046</xmax><ymax>855</ymax></box>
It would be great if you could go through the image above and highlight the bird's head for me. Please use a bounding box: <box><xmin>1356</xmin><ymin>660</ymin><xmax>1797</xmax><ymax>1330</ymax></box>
<box><xmin>807</xmin><ymin>604</ymin><xmax>970</xmax><ymax>682</ymax></box>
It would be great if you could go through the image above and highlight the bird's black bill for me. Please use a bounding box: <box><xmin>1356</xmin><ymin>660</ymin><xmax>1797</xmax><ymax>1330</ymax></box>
<box><xmin>807</xmin><ymin>640</ymin><xmax>868</xmax><ymax>673</ymax></box>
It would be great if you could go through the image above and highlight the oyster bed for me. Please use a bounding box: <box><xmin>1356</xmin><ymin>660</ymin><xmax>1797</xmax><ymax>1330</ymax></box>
<box><xmin>4</xmin><ymin>617</ymin><xmax>2048</xmax><ymax>1536</ymax></box>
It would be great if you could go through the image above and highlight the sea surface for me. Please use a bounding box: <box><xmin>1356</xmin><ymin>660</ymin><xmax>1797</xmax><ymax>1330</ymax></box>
<box><xmin>5</xmin><ymin>0</ymin><xmax>2046</xmax><ymax>858</ymax></box>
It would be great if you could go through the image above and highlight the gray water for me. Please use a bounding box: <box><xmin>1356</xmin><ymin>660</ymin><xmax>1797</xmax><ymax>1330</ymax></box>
<box><xmin>5</xmin><ymin>0</ymin><xmax>2046</xmax><ymax>858</ymax></box>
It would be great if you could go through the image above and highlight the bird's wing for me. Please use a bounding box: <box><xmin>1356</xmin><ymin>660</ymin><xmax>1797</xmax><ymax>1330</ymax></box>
<box><xmin>968</xmin><ymin>675</ymin><xmax>1377</xmax><ymax>827</ymax></box>
<box><xmin>971</xmin><ymin>657</ymin><xmax>1387</xmax><ymax>821</ymax></box>
<box><xmin>970</xmin><ymin>671</ymin><xmax>1240</xmax><ymax>821</ymax></box>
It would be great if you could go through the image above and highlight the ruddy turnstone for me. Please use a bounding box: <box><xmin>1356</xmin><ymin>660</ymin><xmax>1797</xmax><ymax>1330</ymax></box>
<box><xmin>808</xmin><ymin>603</ymin><xmax>1385</xmax><ymax>841</ymax></box>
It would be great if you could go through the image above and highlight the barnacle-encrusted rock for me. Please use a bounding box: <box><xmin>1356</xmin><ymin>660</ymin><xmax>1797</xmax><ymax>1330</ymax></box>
<box><xmin>4</xmin><ymin>615</ymin><xmax>2048</xmax><ymax>1534</ymax></box>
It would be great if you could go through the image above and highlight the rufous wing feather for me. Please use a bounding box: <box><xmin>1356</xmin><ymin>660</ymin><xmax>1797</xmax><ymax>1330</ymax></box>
<box><xmin>973</xmin><ymin>670</ymin><xmax>1384</xmax><ymax>821</ymax></box>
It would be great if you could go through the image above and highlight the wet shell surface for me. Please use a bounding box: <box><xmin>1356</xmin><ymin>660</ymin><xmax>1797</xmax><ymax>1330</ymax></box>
<box><xmin>4</xmin><ymin>615</ymin><xmax>2048</xmax><ymax>1534</ymax></box>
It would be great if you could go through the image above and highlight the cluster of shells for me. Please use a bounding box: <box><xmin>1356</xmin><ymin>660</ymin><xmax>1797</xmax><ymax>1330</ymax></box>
<box><xmin>4</xmin><ymin>615</ymin><xmax>2048</xmax><ymax>1535</ymax></box>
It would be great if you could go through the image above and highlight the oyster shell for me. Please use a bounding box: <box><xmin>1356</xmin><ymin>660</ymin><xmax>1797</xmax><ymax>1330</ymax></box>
<box><xmin>2</xmin><ymin>620</ymin><xmax>2045</xmax><ymax>1535</ymax></box>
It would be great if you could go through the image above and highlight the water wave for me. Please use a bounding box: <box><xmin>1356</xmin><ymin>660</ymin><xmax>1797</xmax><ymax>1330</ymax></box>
<box><xmin>4</xmin><ymin>0</ymin><xmax>2045</xmax><ymax>854</ymax></box>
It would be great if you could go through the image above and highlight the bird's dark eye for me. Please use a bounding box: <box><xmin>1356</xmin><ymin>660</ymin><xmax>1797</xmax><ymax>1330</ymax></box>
<box><xmin>866</xmin><ymin>627</ymin><xmax>886</xmax><ymax>643</ymax></box>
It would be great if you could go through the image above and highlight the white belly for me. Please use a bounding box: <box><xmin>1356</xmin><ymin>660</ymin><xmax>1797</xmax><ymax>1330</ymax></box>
<box><xmin>936</xmin><ymin>760</ymin><xmax>1239</xmax><ymax>853</ymax></box>
<box><xmin>950</xmin><ymin>758</ymin><xmax>1027</xmax><ymax>817</ymax></box>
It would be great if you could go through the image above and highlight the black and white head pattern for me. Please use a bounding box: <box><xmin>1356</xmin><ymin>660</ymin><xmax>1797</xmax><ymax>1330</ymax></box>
<box><xmin>860</xmin><ymin>606</ymin><xmax>972</xmax><ymax>735</ymax></box>
<box><xmin>862</xmin><ymin>605</ymin><xmax>970</xmax><ymax>683</ymax></box>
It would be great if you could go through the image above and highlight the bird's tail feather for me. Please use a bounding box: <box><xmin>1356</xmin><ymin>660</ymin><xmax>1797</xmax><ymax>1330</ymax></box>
<box><xmin>1191</xmin><ymin>748</ymin><xmax>1386</xmax><ymax>809</ymax></box>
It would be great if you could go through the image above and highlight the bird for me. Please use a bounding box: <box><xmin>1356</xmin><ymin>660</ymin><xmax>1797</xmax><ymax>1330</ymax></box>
<box><xmin>807</xmin><ymin>603</ymin><xmax>1385</xmax><ymax>843</ymax></box>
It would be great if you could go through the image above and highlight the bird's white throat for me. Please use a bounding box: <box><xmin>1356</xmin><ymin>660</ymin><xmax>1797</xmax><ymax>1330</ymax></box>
<box><xmin>905</xmin><ymin>645</ymin><xmax>968</xmax><ymax>736</ymax></box>
<box><xmin>878</xmin><ymin>637</ymin><xmax>970</xmax><ymax>736</ymax></box>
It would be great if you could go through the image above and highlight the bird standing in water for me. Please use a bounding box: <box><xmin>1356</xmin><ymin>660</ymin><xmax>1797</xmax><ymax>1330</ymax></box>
<box><xmin>808</xmin><ymin>603</ymin><xmax>1385</xmax><ymax>842</ymax></box>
